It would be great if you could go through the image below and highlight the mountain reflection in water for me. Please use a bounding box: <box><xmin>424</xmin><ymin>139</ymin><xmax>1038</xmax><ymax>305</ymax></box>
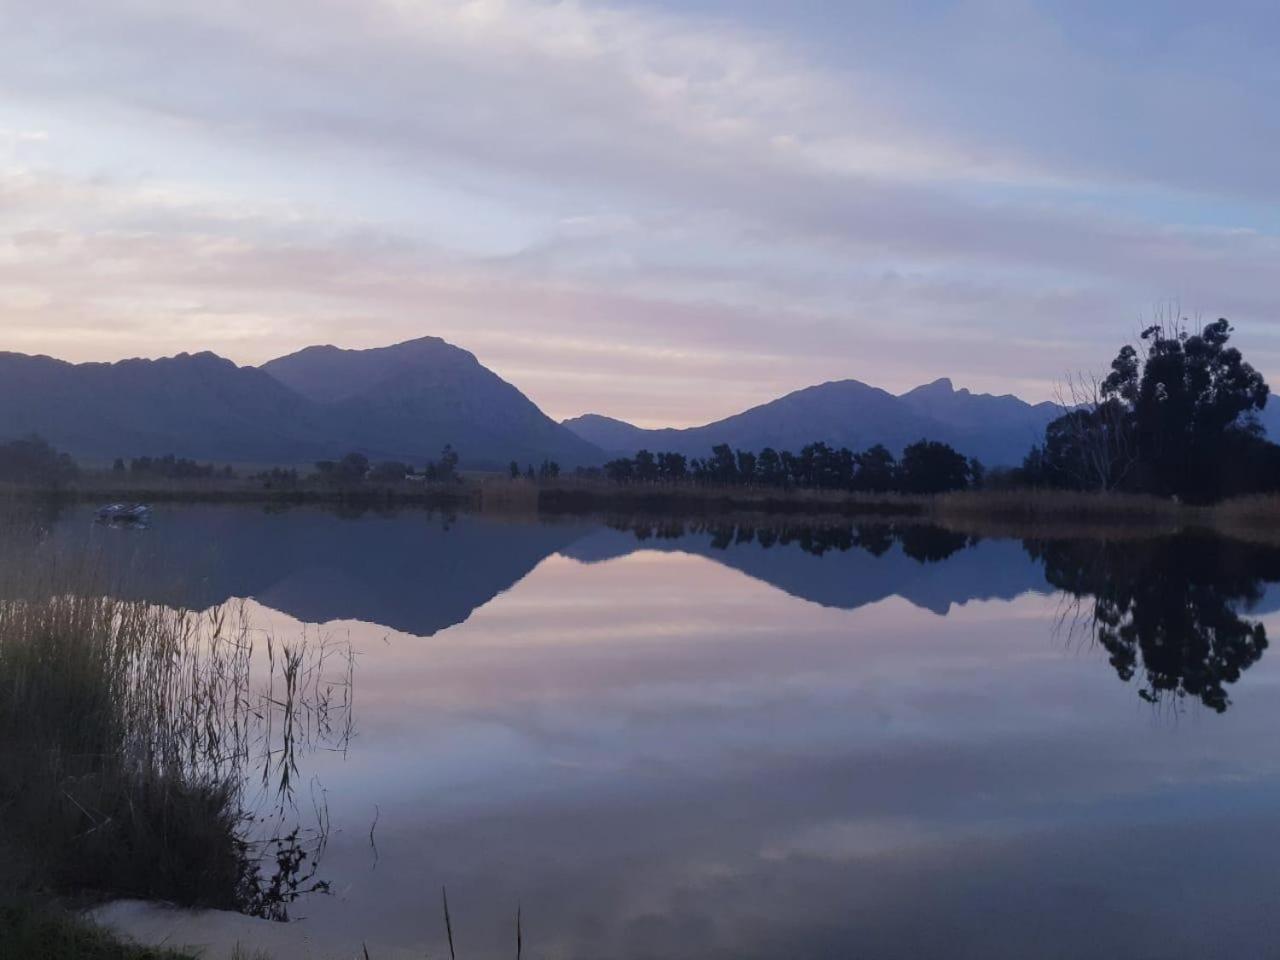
<box><xmin>9</xmin><ymin>504</ymin><xmax>1280</xmax><ymax>958</ymax></box>
<box><xmin>17</xmin><ymin>505</ymin><xmax>1280</xmax><ymax>714</ymax></box>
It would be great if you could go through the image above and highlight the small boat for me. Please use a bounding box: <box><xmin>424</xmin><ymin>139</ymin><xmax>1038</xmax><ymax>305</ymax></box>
<box><xmin>96</xmin><ymin>502</ymin><xmax>152</xmax><ymax>525</ymax></box>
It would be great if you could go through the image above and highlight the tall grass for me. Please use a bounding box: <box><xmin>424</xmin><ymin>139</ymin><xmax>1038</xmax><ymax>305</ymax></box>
<box><xmin>0</xmin><ymin>545</ymin><xmax>353</xmax><ymax>915</ymax></box>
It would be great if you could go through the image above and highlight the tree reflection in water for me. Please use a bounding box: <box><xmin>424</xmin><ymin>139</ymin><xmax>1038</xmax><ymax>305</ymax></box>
<box><xmin>609</xmin><ymin>517</ymin><xmax>978</xmax><ymax>563</ymax></box>
<box><xmin>1030</xmin><ymin>534</ymin><xmax>1280</xmax><ymax>712</ymax></box>
<box><xmin>613</xmin><ymin>517</ymin><xmax>1280</xmax><ymax>714</ymax></box>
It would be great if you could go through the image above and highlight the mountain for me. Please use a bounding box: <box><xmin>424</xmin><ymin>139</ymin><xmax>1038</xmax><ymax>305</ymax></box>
<box><xmin>898</xmin><ymin>377</ymin><xmax>1059</xmax><ymax>435</ymax></box>
<box><xmin>36</xmin><ymin>505</ymin><xmax>597</xmax><ymax>637</ymax></box>
<box><xmin>0</xmin><ymin>338</ymin><xmax>603</xmax><ymax>468</ymax></box>
<box><xmin>558</xmin><ymin>414</ymin><xmax>655</xmax><ymax>454</ymax></box>
<box><xmin>0</xmin><ymin>351</ymin><xmax>334</xmax><ymax>462</ymax></box>
<box><xmin>563</xmin><ymin>378</ymin><xmax>1060</xmax><ymax>466</ymax></box>
<box><xmin>261</xmin><ymin>337</ymin><xmax>601</xmax><ymax>467</ymax></box>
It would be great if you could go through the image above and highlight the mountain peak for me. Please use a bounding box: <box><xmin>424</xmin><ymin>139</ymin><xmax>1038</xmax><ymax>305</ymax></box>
<box><xmin>261</xmin><ymin>335</ymin><xmax>484</xmax><ymax>405</ymax></box>
<box><xmin>902</xmin><ymin>377</ymin><xmax>955</xmax><ymax>398</ymax></box>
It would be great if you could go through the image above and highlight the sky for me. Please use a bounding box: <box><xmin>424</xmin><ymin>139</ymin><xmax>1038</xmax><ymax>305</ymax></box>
<box><xmin>2</xmin><ymin>0</ymin><xmax>1280</xmax><ymax>427</ymax></box>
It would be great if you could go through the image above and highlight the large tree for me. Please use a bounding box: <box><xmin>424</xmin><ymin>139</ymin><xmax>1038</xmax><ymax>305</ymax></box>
<box><xmin>1027</xmin><ymin>318</ymin><xmax>1276</xmax><ymax>501</ymax></box>
<box><xmin>1102</xmin><ymin>319</ymin><xmax>1270</xmax><ymax>500</ymax></box>
<box><xmin>897</xmin><ymin>440</ymin><xmax>973</xmax><ymax>494</ymax></box>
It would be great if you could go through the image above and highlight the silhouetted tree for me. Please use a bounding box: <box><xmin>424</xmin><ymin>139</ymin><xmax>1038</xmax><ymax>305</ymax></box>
<box><xmin>129</xmin><ymin>453</ymin><xmax>225</xmax><ymax>481</ymax></box>
<box><xmin>604</xmin><ymin>458</ymin><xmax>634</xmax><ymax>483</ymax></box>
<box><xmin>709</xmin><ymin>444</ymin><xmax>738</xmax><ymax>484</ymax></box>
<box><xmin>897</xmin><ymin>440</ymin><xmax>973</xmax><ymax>494</ymax></box>
<box><xmin>437</xmin><ymin>445</ymin><xmax>460</xmax><ymax>483</ymax></box>
<box><xmin>338</xmin><ymin>452</ymin><xmax>370</xmax><ymax>482</ymax></box>
<box><xmin>853</xmin><ymin>444</ymin><xmax>897</xmax><ymax>492</ymax></box>
<box><xmin>634</xmin><ymin>450</ymin><xmax>658</xmax><ymax>483</ymax></box>
<box><xmin>756</xmin><ymin>447</ymin><xmax>784</xmax><ymax>486</ymax></box>
<box><xmin>369</xmin><ymin>460</ymin><xmax>410</xmax><ymax>483</ymax></box>
<box><xmin>1032</xmin><ymin>318</ymin><xmax>1275</xmax><ymax>500</ymax></box>
<box><xmin>0</xmin><ymin>435</ymin><xmax>79</xmax><ymax>486</ymax></box>
<box><xmin>657</xmin><ymin>451</ymin><xmax>687</xmax><ymax>482</ymax></box>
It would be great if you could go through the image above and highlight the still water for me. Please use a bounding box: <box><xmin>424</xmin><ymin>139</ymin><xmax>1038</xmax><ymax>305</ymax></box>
<box><xmin>19</xmin><ymin>504</ymin><xmax>1280</xmax><ymax>958</ymax></box>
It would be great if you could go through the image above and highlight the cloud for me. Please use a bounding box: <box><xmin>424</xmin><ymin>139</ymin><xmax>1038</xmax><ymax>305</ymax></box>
<box><xmin>1</xmin><ymin>0</ymin><xmax>1279</xmax><ymax>423</ymax></box>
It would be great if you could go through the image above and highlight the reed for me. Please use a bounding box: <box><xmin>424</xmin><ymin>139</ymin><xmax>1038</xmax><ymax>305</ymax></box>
<box><xmin>931</xmin><ymin>487</ymin><xmax>1183</xmax><ymax>521</ymax></box>
<box><xmin>1209</xmin><ymin>493</ymin><xmax>1280</xmax><ymax>538</ymax></box>
<box><xmin>0</xmin><ymin>544</ymin><xmax>353</xmax><ymax>914</ymax></box>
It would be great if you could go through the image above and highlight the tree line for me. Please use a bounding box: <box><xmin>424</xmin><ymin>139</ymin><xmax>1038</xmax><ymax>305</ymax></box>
<box><xmin>595</xmin><ymin>439</ymin><xmax>982</xmax><ymax>494</ymax></box>
<box><xmin>118</xmin><ymin>454</ymin><xmax>235</xmax><ymax>480</ymax></box>
<box><xmin>314</xmin><ymin>445</ymin><xmax>461</xmax><ymax>485</ymax></box>
<box><xmin>0</xmin><ymin>435</ymin><xmax>79</xmax><ymax>486</ymax></box>
<box><xmin>0</xmin><ymin>437</ymin><xmax>473</xmax><ymax>490</ymax></box>
<box><xmin>510</xmin><ymin>460</ymin><xmax>561</xmax><ymax>482</ymax></box>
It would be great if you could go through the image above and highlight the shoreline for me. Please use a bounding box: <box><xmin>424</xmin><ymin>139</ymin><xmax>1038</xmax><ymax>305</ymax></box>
<box><xmin>4</xmin><ymin>478</ymin><xmax>1280</xmax><ymax>542</ymax></box>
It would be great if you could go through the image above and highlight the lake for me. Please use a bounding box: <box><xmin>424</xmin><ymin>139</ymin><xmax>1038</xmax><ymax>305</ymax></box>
<box><xmin>10</xmin><ymin>503</ymin><xmax>1280</xmax><ymax>959</ymax></box>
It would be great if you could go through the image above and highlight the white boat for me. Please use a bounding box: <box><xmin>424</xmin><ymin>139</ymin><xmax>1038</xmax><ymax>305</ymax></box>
<box><xmin>96</xmin><ymin>503</ymin><xmax>152</xmax><ymax>524</ymax></box>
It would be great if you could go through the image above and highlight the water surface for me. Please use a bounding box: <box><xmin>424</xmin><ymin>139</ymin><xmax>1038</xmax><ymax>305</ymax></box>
<box><xmin>12</xmin><ymin>504</ymin><xmax>1280</xmax><ymax>959</ymax></box>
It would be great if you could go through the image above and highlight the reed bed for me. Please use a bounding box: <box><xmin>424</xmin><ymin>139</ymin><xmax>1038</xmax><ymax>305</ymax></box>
<box><xmin>0</xmin><ymin>544</ymin><xmax>353</xmax><ymax>915</ymax></box>
<box><xmin>1208</xmin><ymin>494</ymin><xmax>1280</xmax><ymax>541</ymax></box>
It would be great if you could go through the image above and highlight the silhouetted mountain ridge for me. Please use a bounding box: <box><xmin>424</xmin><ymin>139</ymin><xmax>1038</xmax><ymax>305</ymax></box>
<box><xmin>0</xmin><ymin>339</ymin><xmax>602</xmax><ymax>468</ymax></box>
<box><xmin>564</xmin><ymin>377</ymin><xmax>1061</xmax><ymax>466</ymax></box>
<box><xmin>3</xmin><ymin>336</ymin><xmax>1066</xmax><ymax>468</ymax></box>
<box><xmin>0</xmin><ymin>349</ymin><xmax>333</xmax><ymax>462</ymax></box>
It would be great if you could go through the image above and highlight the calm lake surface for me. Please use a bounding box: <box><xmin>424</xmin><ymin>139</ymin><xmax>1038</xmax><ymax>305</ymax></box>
<box><xmin>14</xmin><ymin>503</ymin><xmax>1280</xmax><ymax>958</ymax></box>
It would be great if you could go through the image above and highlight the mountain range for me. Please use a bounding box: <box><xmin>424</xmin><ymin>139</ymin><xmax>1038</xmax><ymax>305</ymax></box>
<box><xmin>0</xmin><ymin>337</ymin><xmax>599</xmax><ymax>468</ymax></box>
<box><xmin>0</xmin><ymin>334</ymin><xmax>1168</xmax><ymax>468</ymax></box>
<box><xmin>28</xmin><ymin>504</ymin><xmax>1052</xmax><ymax>635</ymax></box>
<box><xmin>563</xmin><ymin>377</ymin><xmax>1062</xmax><ymax>467</ymax></box>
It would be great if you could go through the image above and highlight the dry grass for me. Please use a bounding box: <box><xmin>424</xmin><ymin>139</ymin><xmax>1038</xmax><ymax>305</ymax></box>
<box><xmin>473</xmin><ymin>477</ymin><xmax>541</xmax><ymax>512</ymax></box>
